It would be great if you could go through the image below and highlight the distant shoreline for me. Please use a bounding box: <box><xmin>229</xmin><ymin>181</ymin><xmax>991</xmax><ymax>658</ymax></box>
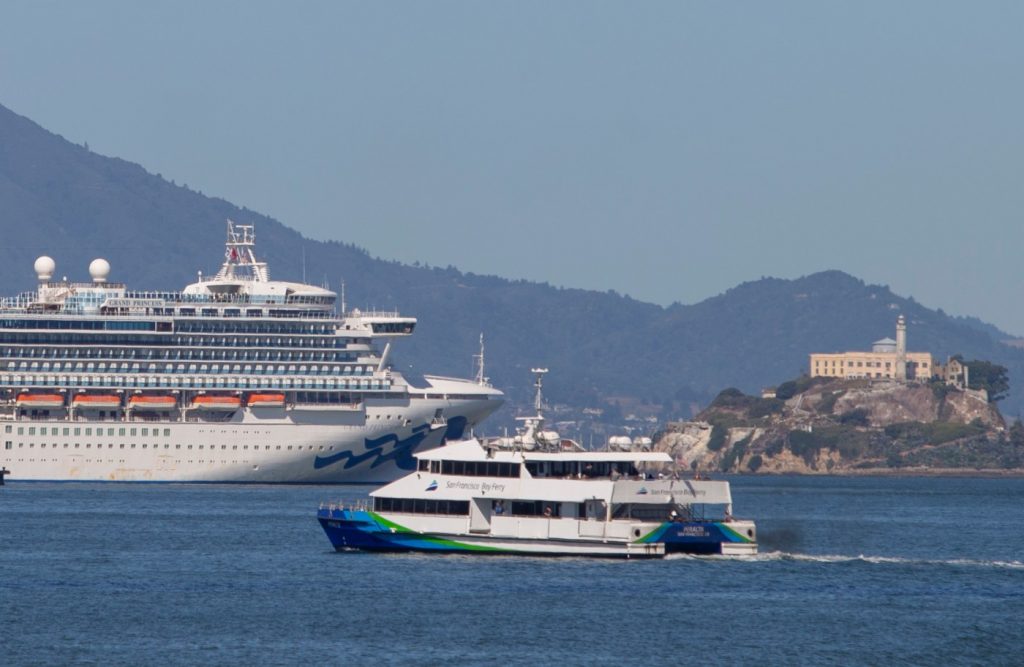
<box><xmin>740</xmin><ymin>467</ymin><xmax>1024</xmax><ymax>478</ymax></box>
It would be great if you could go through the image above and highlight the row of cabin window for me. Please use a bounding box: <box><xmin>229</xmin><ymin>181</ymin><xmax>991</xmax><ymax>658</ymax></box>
<box><xmin>373</xmin><ymin>497</ymin><xmax>563</xmax><ymax>518</ymax></box>
<box><xmin>0</xmin><ymin>319</ymin><xmax>334</xmax><ymax>334</ymax></box>
<box><xmin>524</xmin><ymin>461</ymin><xmax>640</xmax><ymax>478</ymax></box>
<box><xmin>0</xmin><ymin>334</ymin><xmax>355</xmax><ymax>349</ymax></box>
<box><xmin>4</xmin><ymin>442</ymin><xmax>321</xmax><ymax>451</ymax></box>
<box><xmin>7</xmin><ymin>424</ymin><xmax>171</xmax><ymax>437</ymax></box>
<box><xmin>9</xmin><ymin>376</ymin><xmax>390</xmax><ymax>390</ymax></box>
<box><xmin>416</xmin><ymin>460</ymin><xmax>521</xmax><ymax>477</ymax></box>
<box><xmin>0</xmin><ymin>346</ymin><xmax>360</xmax><ymax>362</ymax></box>
<box><xmin>373</xmin><ymin>498</ymin><xmax>470</xmax><ymax>515</ymax></box>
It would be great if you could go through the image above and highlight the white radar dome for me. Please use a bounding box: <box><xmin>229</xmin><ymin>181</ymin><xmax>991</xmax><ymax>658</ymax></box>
<box><xmin>89</xmin><ymin>258</ymin><xmax>111</xmax><ymax>283</ymax></box>
<box><xmin>34</xmin><ymin>256</ymin><xmax>56</xmax><ymax>281</ymax></box>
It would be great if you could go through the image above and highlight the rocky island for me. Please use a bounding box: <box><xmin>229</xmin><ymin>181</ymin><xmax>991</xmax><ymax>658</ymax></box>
<box><xmin>656</xmin><ymin>376</ymin><xmax>1024</xmax><ymax>474</ymax></box>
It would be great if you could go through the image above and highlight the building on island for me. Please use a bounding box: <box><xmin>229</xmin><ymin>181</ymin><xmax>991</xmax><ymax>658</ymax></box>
<box><xmin>809</xmin><ymin>315</ymin><xmax>938</xmax><ymax>381</ymax></box>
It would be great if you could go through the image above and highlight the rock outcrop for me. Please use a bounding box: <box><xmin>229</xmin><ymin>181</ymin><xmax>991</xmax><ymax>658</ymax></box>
<box><xmin>655</xmin><ymin>378</ymin><xmax>1022</xmax><ymax>474</ymax></box>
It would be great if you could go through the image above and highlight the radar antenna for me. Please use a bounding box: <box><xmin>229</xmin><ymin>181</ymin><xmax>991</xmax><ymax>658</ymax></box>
<box><xmin>215</xmin><ymin>220</ymin><xmax>269</xmax><ymax>282</ymax></box>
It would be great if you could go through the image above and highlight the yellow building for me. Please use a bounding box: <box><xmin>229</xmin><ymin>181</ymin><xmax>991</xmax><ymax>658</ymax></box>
<box><xmin>809</xmin><ymin>316</ymin><xmax>938</xmax><ymax>381</ymax></box>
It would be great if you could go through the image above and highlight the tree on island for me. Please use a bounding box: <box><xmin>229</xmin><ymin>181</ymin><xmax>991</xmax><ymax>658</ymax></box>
<box><xmin>952</xmin><ymin>356</ymin><xmax>1010</xmax><ymax>402</ymax></box>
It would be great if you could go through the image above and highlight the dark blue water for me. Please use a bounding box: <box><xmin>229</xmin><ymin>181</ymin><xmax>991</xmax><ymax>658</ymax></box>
<box><xmin>2</xmin><ymin>476</ymin><xmax>1023</xmax><ymax>665</ymax></box>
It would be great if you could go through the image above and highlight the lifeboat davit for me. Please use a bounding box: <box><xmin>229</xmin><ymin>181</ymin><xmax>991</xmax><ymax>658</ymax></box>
<box><xmin>73</xmin><ymin>394</ymin><xmax>122</xmax><ymax>409</ymax></box>
<box><xmin>129</xmin><ymin>395</ymin><xmax>177</xmax><ymax>410</ymax></box>
<box><xmin>191</xmin><ymin>395</ymin><xmax>242</xmax><ymax>410</ymax></box>
<box><xmin>247</xmin><ymin>393</ymin><xmax>285</xmax><ymax>407</ymax></box>
<box><xmin>16</xmin><ymin>393</ymin><xmax>65</xmax><ymax>408</ymax></box>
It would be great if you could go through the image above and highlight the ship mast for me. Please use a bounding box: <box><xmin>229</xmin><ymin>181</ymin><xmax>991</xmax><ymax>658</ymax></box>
<box><xmin>473</xmin><ymin>333</ymin><xmax>489</xmax><ymax>386</ymax></box>
<box><xmin>216</xmin><ymin>219</ymin><xmax>269</xmax><ymax>282</ymax></box>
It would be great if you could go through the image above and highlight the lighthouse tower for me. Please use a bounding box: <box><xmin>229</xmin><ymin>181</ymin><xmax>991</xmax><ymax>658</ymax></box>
<box><xmin>895</xmin><ymin>315</ymin><xmax>907</xmax><ymax>381</ymax></box>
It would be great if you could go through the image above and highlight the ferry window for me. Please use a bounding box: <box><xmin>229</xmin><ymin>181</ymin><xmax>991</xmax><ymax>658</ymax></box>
<box><xmin>4</xmin><ymin>425</ymin><xmax>9</xmax><ymax>434</ymax></box>
<box><xmin>418</xmin><ymin>460</ymin><xmax>430</xmax><ymax>472</ymax></box>
<box><xmin>430</xmin><ymin>461</ymin><xmax>440</xmax><ymax>474</ymax></box>
<box><xmin>119</xmin><ymin>444</ymin><xmax>124</xmax><ymax>449</ymax></box>
<box><xmin>4</xmin><ymin>442</ymin><xmax>10</xmax><ymax>450</ymax></box>
<box><xmin>164</xmin><ymin>429</ymin><xmax>171</xmax><ymax>437</ymax></box>
<box><xmin>119</xmin><ymin>428</ymin><xmax>125</xmax><ymax>436</ymax></box>
<box><xmin>28</xmin><ymin>427</ymin><xmax>35</xmax><ymax>436</ymax></box>
<box><xmin>130</xmin><ymin>428</ymin><xmax>137</xmax><ymax>436</ymax></box>
<box><xmin>107</xmin><ymin>428</ymin><xmax>114</xmax><ymax>436</ymax></box>
<box><xmin>175</xmin><ymin>445</ymin><xmax>181</xmax><ymax>450</ymax></box>
<box><xmin>85</xmin><ymin>428</ymin><xmax>92</xmax><ymax>436</ymax></box>
<box><xmin>142</xmin><ymin>428</ymin><xmax>149</xmax><ymax>437</ymax></box>
<box><xmin>17</xmin><ymin>427</ymin><xmax>23</xmax><ymax>435</ymax></box>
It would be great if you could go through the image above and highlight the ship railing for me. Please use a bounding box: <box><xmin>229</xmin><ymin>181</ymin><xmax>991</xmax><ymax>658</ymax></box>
<box><xmin>342</xmin><ymin>310</ymin><xmax>402</xmax><ymax>319</ymax></box>
<box><xmin>319</xmin><ymin>499</ymin><xmax>372</xmax><ymax>513</ymax></box>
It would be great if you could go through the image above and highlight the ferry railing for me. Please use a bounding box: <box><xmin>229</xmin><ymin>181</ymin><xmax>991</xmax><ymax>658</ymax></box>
<box><xmin>319</xmin><ymin>499</ymin><xmax>372</xmax><ymax>513</ymax></box>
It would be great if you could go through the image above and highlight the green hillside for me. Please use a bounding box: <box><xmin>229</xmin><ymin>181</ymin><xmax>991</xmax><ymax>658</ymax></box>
<box><xmin>3</xmin><ymin>101</ymin><xmax>1024</xmax><ymax>423</ymax></box>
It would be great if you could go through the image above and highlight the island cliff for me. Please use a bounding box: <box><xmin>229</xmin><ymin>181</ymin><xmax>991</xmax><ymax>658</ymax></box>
<box><xmin>655</xmin><ymin>377</ymin><xmax>1024</xmax><ymax>474</ymax></box>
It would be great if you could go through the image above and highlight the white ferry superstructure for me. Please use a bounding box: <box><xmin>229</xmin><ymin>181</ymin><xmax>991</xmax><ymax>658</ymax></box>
<box><xmin>0</xmin><ymin>222</ymin><xmax>503</xmax><ymax>483</ymax></box>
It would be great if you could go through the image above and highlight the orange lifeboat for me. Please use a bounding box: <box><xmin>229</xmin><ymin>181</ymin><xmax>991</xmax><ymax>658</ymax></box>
<box><xmin>129</xmin><ymin>395</ymin><xmax>177</xmax><ymax>410</ymax></box>
<box><xmin>73</xmin><ymin>394</ymin><xmax>122</xmax><ymax>409</ymax></box>
<box><xmin>16</xmin><ymin>393</ymin><xmax>65</xmax><ymax>408</ymax></box>
<box><xmin>247</xmin><ymin>393</ymin><xmax>285</xmax><ymax>407</ymax></box>
<box><xmin>191</xmin><ymin>395</ymin><xmax>242</xmax><ymax>410</ymax></box>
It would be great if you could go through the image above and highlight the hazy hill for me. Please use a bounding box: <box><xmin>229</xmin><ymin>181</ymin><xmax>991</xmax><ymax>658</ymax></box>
<box><xmin>3</xmin><ymin>101</ymin><xmax>1024</xmax><ymax>421</ymax></box>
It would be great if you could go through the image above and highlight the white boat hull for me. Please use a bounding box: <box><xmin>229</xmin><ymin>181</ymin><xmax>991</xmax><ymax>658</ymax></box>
<box><xmin>0</xmin><ymin>397</ymin><xmax>500</xmax><ymax>483</ymax></box>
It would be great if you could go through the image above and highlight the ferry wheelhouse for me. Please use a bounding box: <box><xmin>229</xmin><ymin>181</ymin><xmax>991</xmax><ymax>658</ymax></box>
<box><xmin>318</xmin><ymin>371</ymin><xmax>757</xmax><ymax>557</ymax></box>
<box><xmin>0</xmin><ymin>221</ymin><xmax>503</xmax><ymax>482</ymax></box>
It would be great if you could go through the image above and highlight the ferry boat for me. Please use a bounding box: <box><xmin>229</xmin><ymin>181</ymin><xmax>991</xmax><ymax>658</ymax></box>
<box><xmin>0</xmin><ymin>221</ymin><xmax>503</xmax><ymax>483</ymax></box>
<box><xmin>317</xmin><ymin>371</ymin><xmax>756</xmax><ymax>557</ymax></box>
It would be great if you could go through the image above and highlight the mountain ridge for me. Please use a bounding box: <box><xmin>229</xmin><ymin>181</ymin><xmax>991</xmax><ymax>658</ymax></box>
<box><xmin>3</xmin><ymin>101</ymin><xmax>1024</xmax><ymax>422</ymax></box>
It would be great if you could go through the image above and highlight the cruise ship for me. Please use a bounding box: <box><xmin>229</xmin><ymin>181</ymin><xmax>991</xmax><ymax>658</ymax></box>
<box><xmin>0</xmin><ymin>222</ymin><xmax>503</xmax><ymax>483</ymax></box>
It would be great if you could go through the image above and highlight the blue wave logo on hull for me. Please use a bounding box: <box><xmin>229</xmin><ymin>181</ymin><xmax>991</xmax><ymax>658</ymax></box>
<box><xmin>313</xmin><ymin>416</ymin><xmax>469</xmax><ymax>471</ymax></box>
<box><xmin>426</xmin><ymin>480</ymin><xmax>438</xmax><ymax>491</ymax></box>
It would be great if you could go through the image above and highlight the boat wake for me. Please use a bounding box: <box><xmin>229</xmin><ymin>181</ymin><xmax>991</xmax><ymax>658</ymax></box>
<box><xmin>665</xmin><ymin>551</ymin><xmax>1024</xmax><ymax>569</ymax></box>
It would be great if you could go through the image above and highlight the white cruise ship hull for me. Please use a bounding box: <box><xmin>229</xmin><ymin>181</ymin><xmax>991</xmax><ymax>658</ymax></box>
<box><xmin>0</xmin><ymin>397</ymin><xmax>500</xmax><ymax>484</ymax></box>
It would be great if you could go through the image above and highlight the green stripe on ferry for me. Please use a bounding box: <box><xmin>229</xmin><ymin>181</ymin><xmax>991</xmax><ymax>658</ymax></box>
<box><xmin>368</xmin><ymin>512</ymin><xmax>509</xmax><ymax>552</ymax></box>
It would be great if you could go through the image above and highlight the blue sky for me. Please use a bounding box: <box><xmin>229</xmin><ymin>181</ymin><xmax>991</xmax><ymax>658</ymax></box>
<box><xmin>2</xmin><ymin>2</ymin><xmax>1023</xmax><ymax>332</ymax></box>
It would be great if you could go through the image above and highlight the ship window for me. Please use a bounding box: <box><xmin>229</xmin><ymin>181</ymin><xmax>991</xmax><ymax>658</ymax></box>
<box><xmin>430</xmin><ymin>461</ymin><xmax>440</xmax><ymax>474</ymax></box>
<box><xmin>130</xmin><ymin>428</ymin><xmax>137</xmax><ymax>436</ymax></box>
<box><xmin>418</xmin><ymin>460</ymin><xmax>430</xmax><ymax>472</ymax></box>
<box><xmin>28</xmin><ymin>427</ymin><xmax>35</xmax><ymax>436</ymax></box>
<box><xmin>3</xmin><ymin>425</ymin><xmax>9</xmax><ymax>434</ymax></box>
<box><xmin>164</xmin><ymin>429</ymin><xmax>171</xmax><ymax>437</ymax></box>
<box><xmin>17</xmin><ymin>427</ymin><xmax>23</xmax><ymax>435</ymax></box>
<box><xmin>4</xmin><ymin>442</ymin><xmax>10</xmax><ymax>450</ymax></box>
<box><xmin>142</xmin><ymin>428</ymin><xmax>149</xmax><ymax>437</ymax></box>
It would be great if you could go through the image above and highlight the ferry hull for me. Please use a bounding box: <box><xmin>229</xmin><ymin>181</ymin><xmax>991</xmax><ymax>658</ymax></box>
<box><xmin>317</xmin><ymin>508</ymin><xmax>757</xmax><ymax>558</ymax></box>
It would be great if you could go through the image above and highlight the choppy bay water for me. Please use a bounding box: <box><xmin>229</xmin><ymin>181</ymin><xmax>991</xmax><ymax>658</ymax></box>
<box><xmin>1</xmin><ymin>475</ymin><xmax>1022</xmax><ymax>665</ymax></box>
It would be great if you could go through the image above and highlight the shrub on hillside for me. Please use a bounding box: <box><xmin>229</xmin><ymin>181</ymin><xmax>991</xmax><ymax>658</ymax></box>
<box><xmin>706</xmin><ymin>425</ymin><xmax>727</xmax><ymax>451</ymax></box>
<box><xmin>838</xmin><ymin>408</ymin><xmax>870</xmax><ymax>427</ymax></box>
